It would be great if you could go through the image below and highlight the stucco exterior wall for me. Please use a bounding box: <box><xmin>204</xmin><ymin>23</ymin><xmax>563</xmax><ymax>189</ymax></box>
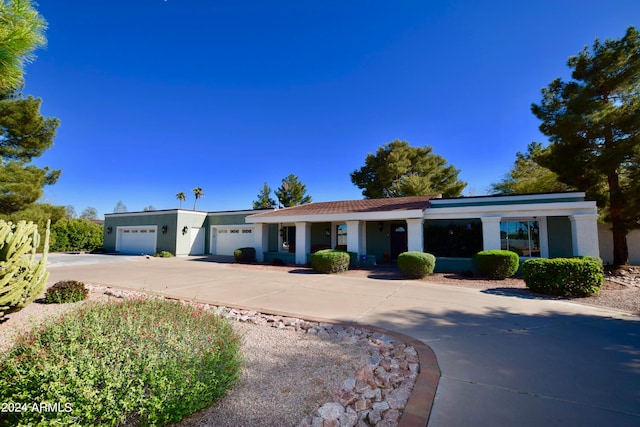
<box><xmin>104</xmin><ymin>211</ymin><xmax>180</xmax><ymax>254</ymax></box>
<box><xmin>598</xmin><ymin>223</ymin><xmax>640</xmax><ymax>265</ymax></box>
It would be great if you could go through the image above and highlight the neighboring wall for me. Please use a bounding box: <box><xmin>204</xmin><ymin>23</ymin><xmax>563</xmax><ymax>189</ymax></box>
<box><xmin>598</xmin><ymin>223</ymin><xmax>640</xmax><ymax>265</ymax></box>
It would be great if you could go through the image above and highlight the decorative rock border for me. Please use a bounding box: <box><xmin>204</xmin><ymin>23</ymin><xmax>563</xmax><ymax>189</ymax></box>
<box><xmin>86</xmin><ymin>284</ymin><xmax>438</xmax><ymax>426</ymax></box>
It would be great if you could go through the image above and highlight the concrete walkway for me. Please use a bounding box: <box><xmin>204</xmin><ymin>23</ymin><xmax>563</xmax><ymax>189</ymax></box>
<box><xmin>47</xmin><ymin>255</ymin><xmax>640</xmax><ymax>426</ymax></box>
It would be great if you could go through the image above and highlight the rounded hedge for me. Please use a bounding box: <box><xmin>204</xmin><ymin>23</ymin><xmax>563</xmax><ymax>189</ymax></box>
<box><xmin>522</xmin><ymin>258</ymin><xmax>603</xmax><ymax>297</ymax></box>
<box><xmin>43</xmin><ymin>280</ymin><xmax>88</xmax><ymax>304</ymax></box>
<box><xmin>473</xmin><ymin>250</ymin><xmax>520</xmax><ymax>279</ymax></box>
<box><xmin>311</xmin><ymin>249</ymin><xmax>350</xmax><ymax>274</ymax></box>
<box><xmin>233</xmin><ymin>247</ymin><xmax>256</xmax><ymax>264</ymax></box>
<box><xmin>397</xmin><ymin>252</ymin><xmax>436</xmax><ymax>279</ymax></box>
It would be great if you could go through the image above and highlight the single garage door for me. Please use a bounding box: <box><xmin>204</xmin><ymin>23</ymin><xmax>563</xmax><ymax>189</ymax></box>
<box><xmin>117</xmin><ymin>226</ymin><xmax>157</xmax><ymax>254</ymax></box>
<box><xmin>214</xmin><ymin>227</ymin><xmax>254</xmax><ymax>256</ymax></box>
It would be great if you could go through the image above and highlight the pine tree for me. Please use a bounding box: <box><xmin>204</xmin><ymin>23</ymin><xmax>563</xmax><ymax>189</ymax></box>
<box><xmin>532</xmin><ymin>26</ymin><xmax>640</xmax><ymax>265</ymax></box>
<box><xmin>350</xmin><ymin>140</ymin><xmax>466</xmax><ymax>198</ymax></box>
<box><xmin>252</xmin><ymin>182</ymin><xmax>276</xmax><ymax>209</ymax></box>
<box><xmin>274</xmin><ymin>174</ymin><xmax>312</xmax><ymax>207</ymax></box>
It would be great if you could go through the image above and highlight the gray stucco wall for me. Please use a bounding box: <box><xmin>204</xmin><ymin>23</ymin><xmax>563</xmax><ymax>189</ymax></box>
<box><xmin>175</xmin><ymin>211</ymin><xmax>207</xmax><ymax>255</ymax></box>
<box><xmin>104</xmin><ymin>211</ymin><xmax>181</xmax><ymax>254</ymax></box>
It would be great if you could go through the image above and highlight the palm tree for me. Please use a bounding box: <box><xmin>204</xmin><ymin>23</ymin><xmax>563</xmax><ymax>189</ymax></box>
<box><xmin>192</xmin><ymin>187</ymin><xmax>204</xmax><ymax>210</ymax></box>
<box><xmin>176</xmin><ymin>192</ymin><xmax>186</xmax><ymax>209</ymax></box>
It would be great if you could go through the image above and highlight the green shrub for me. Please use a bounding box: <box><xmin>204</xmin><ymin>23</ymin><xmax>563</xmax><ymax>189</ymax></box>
<box><xmin>522</xmin><ymin>258</ymin><xmax>604</xmax><ymax>297</ymax></box>
<box><xmin>574</xmin><ymin>255</ymin><xmax>603</xmax><ymax>268</ymax></box>
<box><xmin>311</xmin><ymin>249</ymin><xmax>350</xmax><ymax>273</ymax></box>
<box><xmin>473</xmin><ymin>250</ymin><xmax>520</xmax><ymax>279</ymax></box>
<box><xmin>43</xmin><ymin>280</ymin><xmax>88</xmax><ymax>304</ymax></box>
<box><xmin>153</xmin><ymin>250</ymin><xmax>175</xmax><ymax>258</ymax></box>
<box><xmin>397</xmin><ymin>252</ymin><xmax>436</xmax><ymax>279</ymax></box>
<box><xmin>233</xmin><ymin>247</ymin><xmax>256</xmax><ymax>264</ymax></box>
<box><xmin>50</xmin><ymin>218</ymin><xmax>103</xmax><ymax>252</ymax></box>
<box><xmin>0</xmin><ymin>298</ymin><xmax>242</xmax><ymax>426</ymax></box>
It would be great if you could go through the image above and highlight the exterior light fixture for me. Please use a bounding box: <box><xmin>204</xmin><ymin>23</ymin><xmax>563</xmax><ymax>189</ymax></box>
<box><xmin>378</xmin><ymin>222</ymin><xmax>384</xmax><ymax>232</ymax></box>
<box><xmin>162</xmin><ymin>225</ymin><xmax>168</xmax><ymax>234</ymax></box>
<box><xmin>182</xmin><ymin>226</ymin><xmax>188</xmax><ymax>235</ymax></box>
<box><xmin>325</xmin><ymin>228</ymin><xmax>330</xmax><ymax>237</ymax></box>
<box><xmin>107</xmin><ymin>226</ymin><xmax>113</xmax><ymax>234</ymax></box>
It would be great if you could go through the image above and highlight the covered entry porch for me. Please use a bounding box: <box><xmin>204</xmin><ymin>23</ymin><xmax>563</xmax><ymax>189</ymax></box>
<box><xmin>245</xmin><ymin>196</ymin><xmax>436</xmax><ymax>265</ymax></box>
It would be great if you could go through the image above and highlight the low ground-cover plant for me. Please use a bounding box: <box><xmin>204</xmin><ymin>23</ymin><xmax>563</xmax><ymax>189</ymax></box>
<box><xmin>233</xmin><ymin>247</ymin><xmax>256</xmax><ymax>263</ymax></box>
<box><xmin>522</xmin><ymin>258</ymin><xmax>604</xmax><ymax>297</ymax></box>
<box><xmin>473</xmin><ymin>250</ymin><xmax>520</xmax><ymax>279</ymax></box>
<box><xmin>43</xmin><ymin>280</ymin><xmax>88</xmax><ymax>304</ymax></box>
<box><xmin>0</xmin><ymin>298</ymin><xmax>242</xmax><ymax>426</ymax></box>
<box><xmin>311</xmin><ymin>249</ymin><xmax>350</xmax><ymax>273</ymax></box>
<box><xmin>398</xmin><ymin>251</ymin><xmax>436</xmax><ymax>279</ymax></box>
<box><xmin>153</xmin><ymin>250</ymin><xmax>175</xmax><ymax>258</ymax></box>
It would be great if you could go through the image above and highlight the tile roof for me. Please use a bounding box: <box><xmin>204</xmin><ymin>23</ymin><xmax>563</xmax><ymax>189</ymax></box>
<box><xmin>247</xmin><ymin>195</ymin><xmax>440</xmax><ymax>219</ymax></box>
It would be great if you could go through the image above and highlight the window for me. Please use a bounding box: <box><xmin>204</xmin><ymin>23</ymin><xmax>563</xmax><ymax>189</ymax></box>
<box><xmin>337</xmin><ymin>224</ymin><xmax>347</xmax><ymax>246</ymax></box>
<box><xmin>424</xmin><ymin>219</ymin><xmax>483</xmax><ymax>257</ymax></box>
<box><xmin>500</xmin><ymin>220</ymin><xmax>540</xmax><ymax>257</ymax></box>
<box><xmin>230</xmin><ymin>229</ymin><xmax>240</xmax><ymax>234</ymax></box>
<box><xmin>242</xmin><ymin>229</ymin><xmax>252</xmax><ymax>234</ymax></box>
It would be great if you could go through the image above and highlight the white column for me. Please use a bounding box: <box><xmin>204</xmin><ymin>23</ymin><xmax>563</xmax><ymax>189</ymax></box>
<box><xmin>570</xmin><ymin>214</ymin><xmax>600</xmax><ymax>257</ymax></box>
<box><xmin>481</xmin><ymin>216</ymin><xmax>502</xmax><ymax>250</ymax></box>
<box><xmin>295</xmin><ymin>222</ymin><xmax>311</xmax><ymax>265</ymax></box>
<box><xmin>346</xmin><ymin>220</ymin><xmax>362</xmax><ymax>255</ymax></box>
<box><xmin>406</xmin><ymin>218</ymin><xmax>424</xmax><ymax>252</ymax></box>
<box><xmin>253</xmin><ymin>223</ymin><xmax>269</xmax><ymax>262</ymax></box>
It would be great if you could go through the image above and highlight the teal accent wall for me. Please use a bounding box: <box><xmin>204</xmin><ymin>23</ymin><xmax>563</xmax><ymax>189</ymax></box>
<box><xmin>207</xmin><ymin>212</ymin><xmax>254</xmax><ymax>225</ymax></box>
<box><xmin>433</xmin><ymin>257</ymin><xmax>478</xmax><ymax>273</ymax></box>
<box><xmin>311</xmin><ymin>222</ymin><xmax>332</xmax><ymax>251</ymax></box>
<box><xmin>430</xmin><ymin>195</ymin><xmax>584</xmax><ymax>209</ymax></box>
<box><xmin>366</xmin><ymin>221</ymin><xmax>390</xmax><ymax>263</ymax></box>
<box><xmin>268</xmin><ymin>224</ymin><xmax>279</xmax><ymax>252</ymax></box>
<box><xmin>547</xmin><ymin>216</ymin><xmax>573</xmax><ymax>258</ymax></box>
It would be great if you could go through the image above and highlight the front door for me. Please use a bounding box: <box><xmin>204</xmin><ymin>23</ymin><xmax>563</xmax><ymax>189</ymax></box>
<box><xmin>390</xmin><ymin>223</ymin><xmax>408</xmax><ymax>261</ymax></box>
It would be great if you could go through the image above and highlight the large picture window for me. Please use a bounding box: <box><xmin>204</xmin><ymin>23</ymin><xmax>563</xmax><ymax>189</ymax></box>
<box><xmin>424</xmin><ymin>219</ymin><xmax>483</xmax><ymax>257</ymax></box>
<box><xmin>500</xmin><ymin>219</ymin><xmax>540</xmax><ymax>257</ymax></box>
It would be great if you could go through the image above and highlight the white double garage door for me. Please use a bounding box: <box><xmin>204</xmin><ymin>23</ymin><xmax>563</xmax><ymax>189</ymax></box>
<box><xmin>116</xmin><ymin>225</ymin><xmax>254</xmax><ymax>256</ymax></box>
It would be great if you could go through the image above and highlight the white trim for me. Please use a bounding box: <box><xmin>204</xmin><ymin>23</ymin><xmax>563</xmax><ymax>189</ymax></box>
<box><xmin>106</xmin><ymin>209</ymin><xmax>207</xmax><ymax>218</ymax></box>
<box><xmin>430</xmin><ymin>192</ymin><xmax>586</xmax><ymax>206</ymax></box>
<box><xmin>423</xmin><ymin>201</ymin><xmax>597</xmax><ymax>220</ymax></box>
<box><xmin>246</xmin><ymin>209</ymin><xmax>426</xmax><ymax>224</ymax></box>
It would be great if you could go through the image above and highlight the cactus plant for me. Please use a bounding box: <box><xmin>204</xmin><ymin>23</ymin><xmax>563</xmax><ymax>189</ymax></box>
<box><xmin>0</xmin><ymin>219</ymin><xmax>50</xmax><ymax>318</ymax></box>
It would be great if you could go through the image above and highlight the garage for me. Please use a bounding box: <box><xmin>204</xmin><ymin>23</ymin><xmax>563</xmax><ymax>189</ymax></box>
<box><xmin>117</xmin><ymin>226</ymin><xmax>157</xmax><ymax>254</ymax></box>
<box><xmin>211</xmin><ymin>226</ymin><xmax>254</xmax><ymax>255</ymax></box>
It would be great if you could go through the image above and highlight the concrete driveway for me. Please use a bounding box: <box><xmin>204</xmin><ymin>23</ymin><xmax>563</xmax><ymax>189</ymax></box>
<box><xmin>47</xmin><ymin>254</ymin><xmax>640</xmax><ymax>426</ymax></box>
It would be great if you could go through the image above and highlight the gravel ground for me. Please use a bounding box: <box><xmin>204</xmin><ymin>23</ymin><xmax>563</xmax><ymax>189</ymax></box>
<box><xmin>2</xmin><ymin>266</ymin><xmax>637</xmax><ymax>426</ymax></box>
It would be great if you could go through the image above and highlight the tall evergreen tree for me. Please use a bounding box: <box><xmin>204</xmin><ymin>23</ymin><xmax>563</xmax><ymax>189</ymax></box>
<box><xmin>252</xmin><ymin>182</ymin><xmax>276</xmax><ymax>209</ymax></box>
<box><xmin>0</xmin><ymin>90</ymin><xmax>60</xmax><ymax>214</ymax></box>
<box><xmin>531</xmin><ymin>26</ymin><xmax>640</xmax><ymax>265</ymax></box>
<box><xmin>350</xmin><ymin>139</ymin><xmax>466</xmax><ymax>199</ymax></box>
<box><xmin>275</xmin><ymin>174</ymin><xmax>312</xmax><ymax>207</ymax></box>
<box><xmin>0</xmin><ymin>0</ymin><xmax>47</xmax><ymax>91</ymax></box>
<box><xmin>491</xmin><ymin>142</ymin><xmax>575</xmax><ymax>195</ymax></box>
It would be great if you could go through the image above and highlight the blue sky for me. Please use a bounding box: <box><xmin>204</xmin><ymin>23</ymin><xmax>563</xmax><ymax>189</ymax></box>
<box><xmin>24</xmin><ymin>0</ymin><xmax>640</xmax><ymax>217</ymax></box>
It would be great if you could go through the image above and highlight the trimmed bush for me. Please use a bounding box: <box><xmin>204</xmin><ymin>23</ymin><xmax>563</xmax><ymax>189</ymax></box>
<box><xmin>153</xmin><ymin>250</ymin><xmax>175</xmax><ymax>258</ymax></box>
<box><xmin>43</xmin><ymin>280</ymin><xmax>88</xmax><ymax>304</ymax></box>
<box><xmin>233</xmin><ymin>247</ymin><xmax>256</xmax><ymax>264</ymax></box>
<box><xmin>397</xmin><ymin>251</ymin><xmax>436</xmax><ymax>279</ymax></box>
<box><xmin>522</xmin><ymin>258</ymin><xmax>604</xmax><ymax>297</ymax></box>
<box><xmin>473</xmin><ymin>250</ymin><xmax>520</xmax><ymax>279</ymax></box>
<box><xmin>311</xmin><ymin>249</ymin><xmax>350</xmax><ymax>273</ymax></box>
<box><xmin>50</xmin><ymin>218</ymin><xmax>103</xmax><ymax>252</ymax></box>
<box><xmin>0</xmin><ymin>298</ymin><xmax>242</xmax><ymax>426</ymax></box>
